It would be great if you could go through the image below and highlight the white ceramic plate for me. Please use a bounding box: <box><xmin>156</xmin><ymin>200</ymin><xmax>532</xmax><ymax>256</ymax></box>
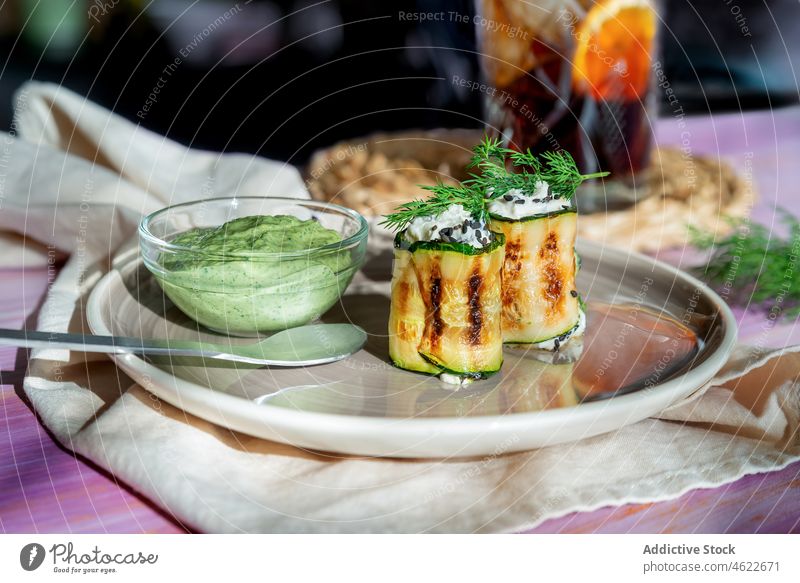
<box><xmin>86</xmin><ymin>240</ymin><xmax>736</xmax><ymax>458</ymax></box>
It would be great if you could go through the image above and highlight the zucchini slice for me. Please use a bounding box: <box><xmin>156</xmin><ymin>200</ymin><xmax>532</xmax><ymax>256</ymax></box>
<box><xmin>388</xmin><ymin>233</ymin><xmax>505</xmax><ymax>378</ymax></box>
<box><xmin>490</xmin><ymin>210</ymin><xmax>582</xmax><ymax>344</ymax></box>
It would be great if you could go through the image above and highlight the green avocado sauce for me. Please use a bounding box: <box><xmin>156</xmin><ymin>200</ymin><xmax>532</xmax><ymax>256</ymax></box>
<box><xmin>156</xmin><ymin>215</ymin><xmax>351</xmax><ymax>334</ymax></box>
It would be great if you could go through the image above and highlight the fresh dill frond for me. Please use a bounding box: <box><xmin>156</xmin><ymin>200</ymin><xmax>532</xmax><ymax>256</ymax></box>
<box><xmin>380</xmin><ymin>136</ymin><xmax>608</xmax><ymax>232</ymax></box>
<box><xmin>464</xmin><ymin>137</ymin><xmax>510</xmax><ymax>191</ymax></box>
<box><xmin>466</xmin><ymin>136</ymin><xmax>506</xmax><ymax>169</ymax></box>
<box><xmin>690</xmin><ymin>209</ymin><xmax>800</xmax><ymax>319</ymax></box>
<box><xmin>380</xmin><ymin>181</ymin><xmax>485</xmax><ymax>232</ymax></box>
<box><xmin>465</xmin><ymin>136</ymin><xmax>609</xmax><ymax>200</ymax></box>
<box><xmin>507</xmin><ymin>149</ymin><xmax>541</xmax><ymax>172</ymax></box>
<box><xmin>539</xmin><ymin>151</ymin><xmax>607</xmax><ymax>198</ymax></box>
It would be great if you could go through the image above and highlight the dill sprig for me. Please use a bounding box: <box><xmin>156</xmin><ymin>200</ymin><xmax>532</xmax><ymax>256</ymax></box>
<box><xmin>465</xmin><ymin>136</ymin><xmax>609</xmax><ymax>200</ymax></box>
<box><xmin>380</xmin><ymin>136</ymin><xmax>608</xmax><ymax>233</ymax></box>
<box><xmin>690</xmin><ymin>210</ymin><xmax>800</xmax><ymax>319</ymax></box>
<box><xmin>380</xmin><ymin>181</ymin><xmax>485</xmax><ymax>232</ymax></box>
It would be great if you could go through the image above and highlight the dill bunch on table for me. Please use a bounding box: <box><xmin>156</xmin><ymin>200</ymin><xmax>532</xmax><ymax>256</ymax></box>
<box><xmin>690</xmin><ymin>210</ymin><xmax>800</xmax><ymax>319</ymax></box>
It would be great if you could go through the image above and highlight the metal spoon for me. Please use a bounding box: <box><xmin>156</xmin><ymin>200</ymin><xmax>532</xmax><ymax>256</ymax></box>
<box><xmin>0</xmin><ymin>323</ymin><xmax>367</xmax><ymax>366</ymax></box>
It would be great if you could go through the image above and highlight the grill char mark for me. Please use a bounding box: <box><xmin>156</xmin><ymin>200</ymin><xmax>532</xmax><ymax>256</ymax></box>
<box><xmin>502</xmin><ymin>238</ymin><xmax>522</xmax><ymax>309</ymax></box>
<box><xmin>540</xmin><ymin>230</ymin><xmax>563</xmax><ymax>304</ymax></box>
<box><xmin>397</xmin><ymin>281</ymin><xmax>410</xmax><ymax>315</ymax></box>
<box><xmin>429</xmin><ymin>264</ymin><xmax>443</xmax><ymax>347</ymax></box>
<box><xmin>467</xmin><ymin>269</ymin><xmax>483</xmax><ymax>345</ymax></box>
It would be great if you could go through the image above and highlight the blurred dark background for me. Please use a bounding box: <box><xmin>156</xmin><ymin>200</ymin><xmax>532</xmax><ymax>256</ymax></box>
<box><xmin>0</xmin><ymin>0</ymin><xmax>798</xmax><ymax>163</ymax></box>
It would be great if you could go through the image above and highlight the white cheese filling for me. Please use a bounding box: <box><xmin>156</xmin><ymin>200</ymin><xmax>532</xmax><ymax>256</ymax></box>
<box><xmin>404</xmin><ymin>204</ymin><xmax>492</xmax><ymax>248</ymax></box>
<box><xmin>535</xmin><ymin>309</ymin><xmax>586</xmax><ymax>351</ymax></box>
<box><xmin>486</xmin><ymin>184</ymin><xmax>571</xmax><ymax>220</ymax></box>
<box><xmin>439</xmin><ymin>373</ymin><xmax>475</xmax><ymax>387</ymax></box>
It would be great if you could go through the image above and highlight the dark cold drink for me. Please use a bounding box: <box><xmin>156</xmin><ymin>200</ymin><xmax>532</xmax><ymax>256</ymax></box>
<box><xmin>476</xmin><ymin>0</ymin><xmax>659</xmax><ymax>209</ymax></box>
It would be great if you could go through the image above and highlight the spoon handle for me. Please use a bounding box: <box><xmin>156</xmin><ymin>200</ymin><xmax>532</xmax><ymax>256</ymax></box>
<box><xmin>0</xmin><ymin>325</ymin><xmax>364</xmax><ymax>366</ymax></box>
<box><xmin>0</xmin><ymin>327</ymin><xmax>201</xmax><ymax>356</ymax></box>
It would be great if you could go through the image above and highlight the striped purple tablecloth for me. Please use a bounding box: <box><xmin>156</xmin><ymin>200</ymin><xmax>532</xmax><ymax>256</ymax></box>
<box><xmin>2</xmin><ymin>109</ymin><xmax>799</xmax><ymax>533</ymax></box>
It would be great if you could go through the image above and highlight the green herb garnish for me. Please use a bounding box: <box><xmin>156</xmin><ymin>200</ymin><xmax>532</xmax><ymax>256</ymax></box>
<box><xmin>380</xmin><ymin>136</ymin><xmax>609</xmax><ymax>233</ymax></box>
<box><xmin>465</xmin><ymin>136</ymin><xmax>609</xmax><ymax>200</ymax></box>
<box><xmin>380</xmin><ymin>181</ymin><xmax>485</xmax><ymax>233</ymax></box>
<box><xmin>690</xmin><ymin>210</ymin><xmax>800</xmax><ymax>319</ymax></box>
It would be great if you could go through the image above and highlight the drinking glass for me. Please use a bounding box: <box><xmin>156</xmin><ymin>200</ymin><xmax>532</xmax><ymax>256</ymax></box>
<box><xmin>475</xmin><ymin>0</ymin><xmax>661</xmax><ymax>210</ymax></box>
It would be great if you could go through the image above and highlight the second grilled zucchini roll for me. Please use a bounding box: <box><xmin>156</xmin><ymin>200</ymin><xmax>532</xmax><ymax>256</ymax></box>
<box><xmin>490</xmin><ymin>206</ymin><xmax>582</xmax><ymax>345</ymax></box>
<box><xmin>385</xmin><ymin>200</ymin><xmax>505</xmax><ymax>383</ymax></box>
<box><xmin>465</xmin><ymin>138</ymin><xmax>607</xmax><ymax>351</ymax></box>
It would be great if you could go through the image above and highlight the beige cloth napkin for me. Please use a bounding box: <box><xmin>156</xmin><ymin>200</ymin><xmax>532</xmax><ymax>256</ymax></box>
<box><xmin>2</xmin><ymin>82</ymin><xmax>799</xmax><ymax>533</ymax></box>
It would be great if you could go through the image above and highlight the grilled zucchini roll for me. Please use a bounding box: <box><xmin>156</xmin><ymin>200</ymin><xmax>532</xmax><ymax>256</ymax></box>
<box><xmin>490</xmin><ymin>206</ymin><xmax>584</xmax><ymax>346</ymax></box>
<box><xmin>385</xmin><ymin>201</ymin><xmax>505</xmax><ymax>383</ymax></box>
<box><xmin>389</xmin><ymin>234</ymin><xmax>505</xmax><ymax>379</ymax></box>
<box><xmin>465</xmin><ymin>138</ymin><xmax>606</xmax><ymax>351</ymax></box>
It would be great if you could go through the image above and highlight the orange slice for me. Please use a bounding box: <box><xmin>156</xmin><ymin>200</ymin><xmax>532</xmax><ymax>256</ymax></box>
<box><xmin>572</xmin><ymin>0</ymin><xmax>656</xmax><ymax>101</ymax></box>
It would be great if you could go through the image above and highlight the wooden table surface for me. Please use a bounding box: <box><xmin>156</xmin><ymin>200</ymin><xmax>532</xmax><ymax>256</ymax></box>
<box><xmin>1</xmin><ymin>108</ymin><xmax>799</xmax><ymax>533</ymax></box>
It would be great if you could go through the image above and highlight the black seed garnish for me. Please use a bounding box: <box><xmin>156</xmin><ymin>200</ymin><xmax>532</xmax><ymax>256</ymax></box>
<box><xmin>554</xmin><ymin>338</ymin><xmax>561</xmax><ymax>351</ymax></box>
<box><xmin>514</xmin><ymin>199</ymin><xmax>525</xmax><ymax>205</ymax></box>
<box><xmin>503</xmin><ymin>194</ymin><xmax>514</xmax><ymax>201</ymax></box>
<box><xmin>570</xmin><ymin>290</ymin><xmax>578</xmax><ymax>297</ymax></box>
<box><xmin>431</xmin><ymin>225</ymin><xmax>438</xmax><ymax>231</ymax></box>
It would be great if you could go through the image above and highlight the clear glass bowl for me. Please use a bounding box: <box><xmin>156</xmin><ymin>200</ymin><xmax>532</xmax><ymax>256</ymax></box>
<box><xmin>139</xmin><ymin>197</ymin><xmax>368</xmax><ymax>336</ymax></box>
